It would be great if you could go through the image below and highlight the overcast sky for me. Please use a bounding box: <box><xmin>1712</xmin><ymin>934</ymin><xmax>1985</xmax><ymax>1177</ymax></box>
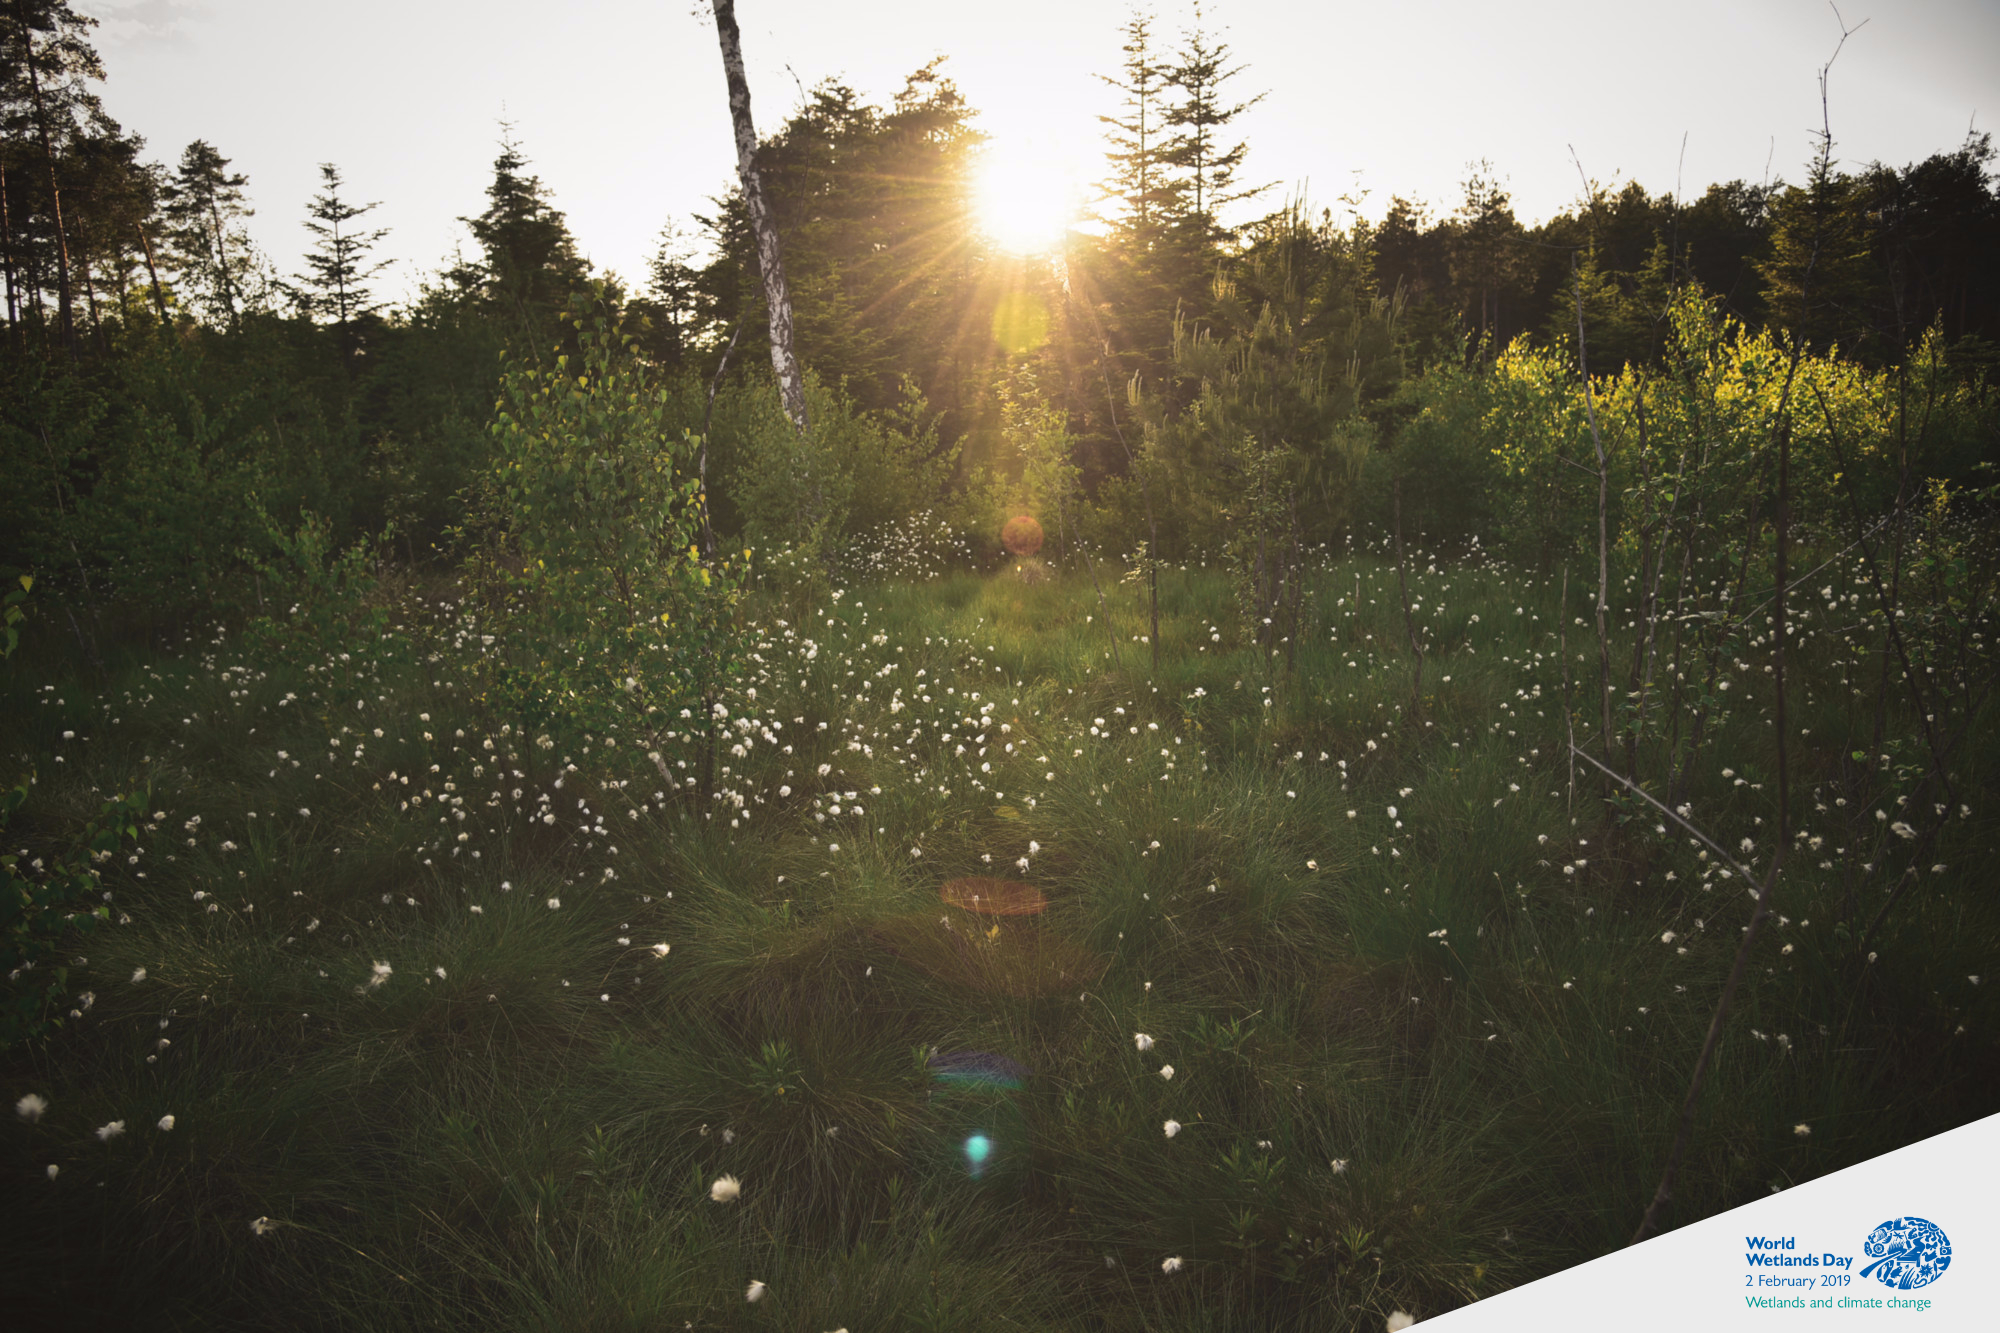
<box><xmin>80</xmin><ymin>0</ymin><xmax>1999</xmax><ymax>305</ymax></box>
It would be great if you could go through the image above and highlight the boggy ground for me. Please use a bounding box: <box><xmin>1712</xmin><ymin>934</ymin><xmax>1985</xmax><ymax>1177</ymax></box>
<box><xmin>3</xmin><ymin>550</ymin><xmax>1994</xmax><ymax>1331</ymax></box>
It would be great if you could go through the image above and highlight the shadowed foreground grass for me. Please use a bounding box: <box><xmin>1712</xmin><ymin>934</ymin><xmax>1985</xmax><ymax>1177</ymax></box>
<box><xmin>3</xmin><ymin>552</ymin><xmax>1995</xmax><ymax>1330</ymax></box>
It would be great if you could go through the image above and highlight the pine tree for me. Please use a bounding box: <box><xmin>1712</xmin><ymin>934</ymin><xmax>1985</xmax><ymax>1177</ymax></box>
<box><xmin>56</xmin><ymin>121</ymin><xmax>152</xmax><ymax>343</ymax></box>
<box><xmin>288</xmin><ymin>163</ymin><xmax>390</xmax><ymax>345</ymax></box>
<box><xmin>161</xmin><ymin>138</ymin><xmax>255</xmax><ymax>328</ymax></box>
<box><xmin>0</xmin><ymin>0</ymin><xmax>117</xmax><ymax>349</ymax></box>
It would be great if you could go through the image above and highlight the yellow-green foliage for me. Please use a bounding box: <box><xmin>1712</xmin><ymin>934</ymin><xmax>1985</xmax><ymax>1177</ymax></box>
<box><xmin>1483</xmin><ymin>289</ymin><xmax>1993</xmax><ymax>562</ymax></box>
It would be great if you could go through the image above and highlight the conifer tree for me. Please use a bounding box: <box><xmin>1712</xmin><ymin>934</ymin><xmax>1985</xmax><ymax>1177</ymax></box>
<box><xmin>289</xmin><ymin>163</ymin><xmax>390</xmax><ymax>348</ymax></box>
<box><xmin>1157</xmin><ymin>2</ymin><xmax>1267</xmax><ymax>247</ymax></box>
<box><xmin>1443</xmin><ymin>163</ymin><xmax>1526</xmax><ymax>349</ymax></box>
<box><xmin>1095</xmin><ymin>12</ymin><xmax>1181</xmax><ymax>246</ymax></box>
<box><xmin>57</xmin><ymin>122</ymin><xmax>150</xmax><ymax>342</ymax></box>
<box><xmin>161</xmin><ymin>138</ymin><xmax>255</xmax><ymax>328</ymax></box>
<box><xmin>0</xmin><ymin>0</ymin><xmax>116</xmax><ymax>349</ymax></box>
<box><xmin>459</xmin><ymin>126</ymin><xmax>586</xmax><ymax>343</ymax></box>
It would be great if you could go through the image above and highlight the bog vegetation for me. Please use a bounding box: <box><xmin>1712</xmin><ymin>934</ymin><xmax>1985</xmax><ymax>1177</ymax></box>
<box><xmin>2</xmin><ymin>3</ymin><xmax>1996</xmax><ymax>1328</ymax></box>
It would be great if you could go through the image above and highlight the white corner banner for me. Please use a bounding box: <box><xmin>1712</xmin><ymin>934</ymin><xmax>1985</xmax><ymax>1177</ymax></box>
<box><xmin>1429</xmin><ymin>1113</ymin><xmax>2000</xmax><ymax>1331</ymax></box>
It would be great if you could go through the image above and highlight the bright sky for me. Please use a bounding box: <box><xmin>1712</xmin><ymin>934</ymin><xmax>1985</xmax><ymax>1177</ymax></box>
<box><xmin>81</xmin><ymin>0</ymin><xmax>1999</xmax><ymax>304</ymax></box>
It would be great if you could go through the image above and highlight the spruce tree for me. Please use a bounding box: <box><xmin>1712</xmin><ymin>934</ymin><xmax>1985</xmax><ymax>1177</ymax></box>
<box><xmin>1443</xmin><ymin>163</ymin><xmax>1526</xmax><ymax>350</ymax></box>
<box><xmin>1095</xmin><ymin>11</ymin><xmax>1181</xmax><ymax>246</ymax></box>
<box><xmin>1157</xmin><ymin>1</ymin><xmax>1267</xmax><ymax>248</ymax></box>
<box><xmin>459</xmin><ymin>125</ymin><xmax>586</xmax><ymax>342</ymax></box>
<box><xmin>289</xmin><ymin>162</ymin><xmax>390</xmax><ymax>346</ymax></box>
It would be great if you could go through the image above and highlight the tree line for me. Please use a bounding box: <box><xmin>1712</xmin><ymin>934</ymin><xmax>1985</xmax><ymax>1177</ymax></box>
<box><xmin>2</xmin><ymin>0</ymin><xmax>1995</xmax><ymax>640</ymax></box>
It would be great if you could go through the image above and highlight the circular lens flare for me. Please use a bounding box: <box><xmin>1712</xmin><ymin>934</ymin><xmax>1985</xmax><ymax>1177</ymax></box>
<box><xmin>964</xmin><ymin>1133</ymin><xmax>994</xmax><ymax>1178</ymax></box>
<box><xmin>1001</xmin><ymin>515</ymin><xmax>1044</xmax><ymax>557</ymax></box>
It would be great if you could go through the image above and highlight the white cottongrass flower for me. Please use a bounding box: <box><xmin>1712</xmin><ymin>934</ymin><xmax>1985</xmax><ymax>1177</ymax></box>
<box><xmin>1793</xmin><ymin>1123</ymin><xmax>1811</xmax><ymax>1137</ymax></box>
<box><xmin>1386</xmin><ymin>1314</ymin><xmax>1417</xmax><ymax>1331</ymax></box>
<box><xmin>1159</xmin><ymin>1065</ymin><xmax>1175</xmax><ymax>1080</ymax></box>
<box><xmin>45</xmin><ymin>1164</ymin><xmax>58</xmax><ymax>1180</ymax></box>
<box><xmin>651</xmin><ymin>943</ymin><xmax>671</xmax><ymax>958</ymax></box>
<box><xmin>1161</xmin><ymin>1255</ymin><xmax>1184</xmax><ymax>1274</ymax></box>
<box><xmin>547</xmin><ymin>897</ymin><xmax>561</xmax><ymax>910</ymax></box>
<box><xmin>1329</xmin><ymin>1158</ymin><xmax>1350</xmax><ymax>1174</ymax></box>
<box><xmin>1386</xmin><ymin>806</ymin><xmax>1398</xmax><ymax>820</ymax></box>
<box><xmin>1163</xmin><ymin>1119</ymin><xmax>1182</xmax><ymax>1138</ymax></box>
<box><xmin>251</xmin><ymin>1217</ymin><xmax>273</xmax><ymax>1236</ymax></box>
<box><xmin>154</xmin><ymin>1113</ymin><xmax>176</xmax><ymax>1132</ymax></box>
<box><xmin>16</xmin><ymin>1093</ymin><xmax>48</xmax><ymax>1122</ymax></box>
<box><xmin>95</xmin><ymin>1120</ymin><xmax>125</xmax><ymax>1141</ymax></box>
<box><xmin>368</xmin><ymin>960</ymin><xmax>392</xmax><ymax>989</ymax></box>
<box><xmin>1660</xmin><ymin>931</ymin><xmax>1678</xmax><ymax>945</ymax></box>
<box><xmin>745</xmin><ymin>1279</ymin><xmax>767</xmax><ymax>1303</ymax></box>
<box><xmin>1134</xmin><ymin>1033</ymin><xmax>1155</xmax><ymax>1051</ymax></box>
<box><xmin>710</xmin><ymin>1174</ymin><xmax>742</xmax><ymax>1203</ymax></box>
<box><xmin>130</xmin><ymin>968</ymin><xmax>146</xmax><ymax>983</ymax></box>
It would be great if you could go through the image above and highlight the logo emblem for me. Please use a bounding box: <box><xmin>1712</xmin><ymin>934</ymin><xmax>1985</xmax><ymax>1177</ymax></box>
<box><xmin>1860</xmin><ymin>1217</ymin><xmax>1951</xmax><ymax>1290</ymax></box>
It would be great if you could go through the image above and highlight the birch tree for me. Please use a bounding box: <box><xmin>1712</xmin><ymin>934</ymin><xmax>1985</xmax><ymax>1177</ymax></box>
<box><xmin>709</xmin><ymin>0</ymin><xmax>807</xmax><ymax>436</ymax></box>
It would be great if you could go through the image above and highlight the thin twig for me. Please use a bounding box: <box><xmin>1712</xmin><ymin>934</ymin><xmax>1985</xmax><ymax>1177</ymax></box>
<box><xmin>1568</xmin><ymin>748</ymin><xmax>1761</xmax><ymax>885</ymax></box>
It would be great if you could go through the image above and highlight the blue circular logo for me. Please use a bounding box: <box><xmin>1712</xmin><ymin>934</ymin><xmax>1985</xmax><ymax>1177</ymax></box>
<box><xmin>1860</xmin><ymin>1217</ymin><xmax>1951</xmax><ymax>1290</ymax></box>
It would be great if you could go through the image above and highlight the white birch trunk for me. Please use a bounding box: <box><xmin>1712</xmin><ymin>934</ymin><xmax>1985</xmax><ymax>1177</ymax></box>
<box><xmin>710</xmin><ymin>0</ymin><xmax>808</xmax><ymax>436</ymax></box>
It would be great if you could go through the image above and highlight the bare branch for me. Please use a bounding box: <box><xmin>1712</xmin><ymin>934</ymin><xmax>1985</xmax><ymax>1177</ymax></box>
<box><xmin>1568</xmin><ymin>746</ymin><xmax>1762</xmax><ymax>885</ymax></box>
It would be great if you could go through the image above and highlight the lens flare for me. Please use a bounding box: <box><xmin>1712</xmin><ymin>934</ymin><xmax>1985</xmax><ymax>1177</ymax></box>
<box><xmin>964</xmin><ymin>1133</ymin><xmax>994</xmax><ymax>1178</ymax></box>
<box><xmin>927</xmin><ymin>1049</ymin><xmax>1030</xmax><ymax>1090</ymax></box>
<box><xmin>1001</xmin><ymin>515</ymin><xmax>1045</xmax><ymax>557</ymax></box>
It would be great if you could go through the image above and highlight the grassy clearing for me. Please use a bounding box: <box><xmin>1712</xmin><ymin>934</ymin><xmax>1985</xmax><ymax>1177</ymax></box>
<box><xmin>3</xmin><ymin>549</ymin><xmax>1995</xmax><ymax>1330</ymax></box>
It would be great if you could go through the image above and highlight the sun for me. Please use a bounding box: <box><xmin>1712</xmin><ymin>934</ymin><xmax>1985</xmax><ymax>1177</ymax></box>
<box><xmin>974</xmin><ymin>141</ymin><xmax>1082</xmax><ymax>255</ymax></box>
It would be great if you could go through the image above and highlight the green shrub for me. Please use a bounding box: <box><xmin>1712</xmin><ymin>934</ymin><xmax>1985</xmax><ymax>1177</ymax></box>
<box><xmin>465</xmin><ymin>285</ymin><xmax>747</xmax><ymax>755</ymax></box>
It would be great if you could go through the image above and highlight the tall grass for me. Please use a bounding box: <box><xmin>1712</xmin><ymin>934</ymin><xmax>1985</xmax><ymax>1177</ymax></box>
<box><xmin>3</xmin><ymin>546</ymin><xmax>1994</xmax><ymax>1329</ymax></box>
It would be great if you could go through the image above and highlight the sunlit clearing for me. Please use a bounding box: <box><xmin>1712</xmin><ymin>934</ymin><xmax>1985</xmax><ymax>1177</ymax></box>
<box><xmin>975</xmin><ymin>143</ymin><xmax>1079</xmax><ymax>254</ymax></box>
